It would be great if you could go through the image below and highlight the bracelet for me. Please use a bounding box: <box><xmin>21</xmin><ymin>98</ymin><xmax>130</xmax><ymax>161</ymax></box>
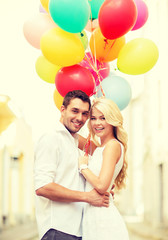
<box><xmin>79</xmin><ymin>164</ymin><xmax>88</xmax><ymax>173</ymax></box>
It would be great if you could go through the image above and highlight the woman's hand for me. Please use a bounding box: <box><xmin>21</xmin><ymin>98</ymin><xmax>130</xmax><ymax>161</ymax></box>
<box><xmin>78</xmin><ymin>155</ymin><xmax>89</xmax><ymax>167</ymax></box>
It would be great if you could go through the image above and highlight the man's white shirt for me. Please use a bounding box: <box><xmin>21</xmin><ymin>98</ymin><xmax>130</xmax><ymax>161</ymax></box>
<box><xmin>34</xmin><ymin>121</ymin><xmax>85</xmax><ymax>239</ymax></box>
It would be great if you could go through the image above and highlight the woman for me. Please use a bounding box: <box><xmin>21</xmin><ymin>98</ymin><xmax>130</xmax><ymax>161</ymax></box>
<box><xmin>78</xmin><ymin>97</ymin><xmax>129</xmax><ymax>240</ymax></box>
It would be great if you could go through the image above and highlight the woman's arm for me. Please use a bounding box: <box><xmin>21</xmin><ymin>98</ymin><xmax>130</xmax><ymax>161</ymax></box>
<box><xmin>79</xmin><ymin>140</ymin><xmax>121</xmax><ymax>194</ymax></box>
<box><xmin>78</xmin><ymin>134</ymin><xmax>97</xmax><ymax>155</ymax></box>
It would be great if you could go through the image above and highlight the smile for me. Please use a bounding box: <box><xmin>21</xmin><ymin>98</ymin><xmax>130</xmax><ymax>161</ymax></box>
<box><xmin>95</xmin><ymin>127</ymin><xmax>104</xmax><ymax>131</ymax></box>
<box><xmin>72</xmin><ymin>121</ymin><xmax>81</xmax><ymax>127</ymax></box>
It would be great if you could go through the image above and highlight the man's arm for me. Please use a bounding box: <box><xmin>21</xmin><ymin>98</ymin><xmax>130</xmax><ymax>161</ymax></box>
<box><xmin>36</xmin><ymin>182</ymin><xmax>109</xmax><ymax>207</ymax></box>
<box><xmin>34</xmin><ymin>134</ymin><xmax>109</xmax><ymax>207</ymax></box>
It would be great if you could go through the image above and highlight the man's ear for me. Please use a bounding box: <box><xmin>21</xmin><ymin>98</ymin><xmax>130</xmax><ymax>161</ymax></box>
<box><xmin>60</xmin><ymin>105</ymin><xmax>65</xmax><ymax>113</ymax></box>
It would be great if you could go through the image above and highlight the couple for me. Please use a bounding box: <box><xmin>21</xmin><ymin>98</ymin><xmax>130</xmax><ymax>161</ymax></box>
<box><xmin>34</xmin><ymin>90</ymin><xmax>129</xmax><ymax>240</ymax></box>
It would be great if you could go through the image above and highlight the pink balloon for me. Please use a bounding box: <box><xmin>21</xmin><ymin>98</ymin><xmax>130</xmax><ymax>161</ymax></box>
<box><xmin>39</xmin><ymin>3</ymin><xmax>47</xmax><ymax>13</ymax></box>
<box><xmin>79</xmin><ymin>52</ymin><xmax>110</xmax><ymax>86</ymax></box>
<box><xmin>131</xmin><ymin>0</ymin><xmax>148</xmax><ymax>31</ymax></box>
<box><xmin>85</xmin><ymin>19</ymin><xmax>99</xmax><ymax>32</ymax></box>
<box><xmin>23</xmin><ymin>13</ymin><xmax>56</xmax><ymax>49</ymax></box>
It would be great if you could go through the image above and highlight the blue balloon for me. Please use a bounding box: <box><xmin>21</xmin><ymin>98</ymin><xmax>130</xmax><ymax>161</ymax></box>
<box><xmin>49</xmin><ymin>0</ymin><xmax>90</xmax><ymax>33</ymax></box>
<box><xmin>97</xmin><ymin>73</ymin><xmax>132</xmax><ymax>110</ymax></box>
<box><xmin>88</xmin><ymin>0</ymin><xmax>105</xmax><ymax>19</ymax></box>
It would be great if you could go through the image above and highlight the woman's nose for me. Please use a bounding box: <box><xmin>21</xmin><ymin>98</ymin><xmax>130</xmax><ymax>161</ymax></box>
<box><xmin>95</xmin><ymin>119</ymin><xmax>101</xmax><ymax>125</ymax></box>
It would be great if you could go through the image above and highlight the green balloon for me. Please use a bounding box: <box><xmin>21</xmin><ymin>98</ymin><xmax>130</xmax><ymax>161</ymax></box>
<box><xmin>97</xmin><ymin>73</ymin><xmax>132</xmax><ymax>110</ymax></box>
<box><xmin>88</xmin><ymin>0</ymin><xmax>105</xmax><ymax>19</ymax></box>
<box><xmin>49</xmin><ymin>0</ymin><xmax>90</xmax><ymax>33</ymax></box>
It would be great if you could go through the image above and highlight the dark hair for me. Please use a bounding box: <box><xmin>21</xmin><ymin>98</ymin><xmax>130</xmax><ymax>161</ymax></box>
<box><xmin>63</xmin><ymin>90</ymin><xmax>91</xmax><ymax>109</ymax></box>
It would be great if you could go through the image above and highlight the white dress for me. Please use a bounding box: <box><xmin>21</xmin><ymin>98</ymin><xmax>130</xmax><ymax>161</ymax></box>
<box><xmin>82</xmin><ymin>142</ymin><xmax>129</xmax><ymax>240</ymax></box>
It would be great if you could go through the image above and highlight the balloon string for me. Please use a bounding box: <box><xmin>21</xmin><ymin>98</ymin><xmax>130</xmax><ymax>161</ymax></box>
<box><xmin>86</xmin><ymin>8</ymin><xmax>106</xmax><ymax>97</ymax></box>
<box><xmin>93</xmin><ymin>39</ymin><xmax>116</xmax><ymax>96</ymax></box>
<box><xmin>89</xmin><ymin>11</ymin><xmax>98</xmax><ymax>74</ymax></box>
<box><xmin>92</xmin><ymin>23</ymin><xmax>98</xmax><ymax>72</ymax></box>
<box><xmin>84</xmin><ymin>53</ymin><xmax>106</xmax><ymax>98</ymax></box>
<box><xmin>89</xmin><ymin>5</ymin><xmax>94</xmax><ymax>33</ymax></box>
<box><xmin>87</xmin><ymin>7</ymin><xmax>99</xmax><ymax>84</ymax></box>
<box><xmin>84</xmin><ymin>133</ymin><xmax>91</xmax><ymax>156</ymax></box>
<box><xmin>98</xmin><ymin>76</ymin><xmax>105</xmax><ymax>96</ymax></box>
<box><xmin>85</xmin><ymin>54</ymin><xmax>96</xmax><ymax>71</ymax></box>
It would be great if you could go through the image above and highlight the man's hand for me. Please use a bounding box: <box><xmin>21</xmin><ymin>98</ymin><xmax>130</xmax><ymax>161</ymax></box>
<box><xmin>110</xmin><ymin>184</ymin><xmax>115</xmax><ymax>200</ymax></box>
<box><xmin>87</xmin><ymin>189</ymin><xmax>109</xmax><ymax>207</ymax></box>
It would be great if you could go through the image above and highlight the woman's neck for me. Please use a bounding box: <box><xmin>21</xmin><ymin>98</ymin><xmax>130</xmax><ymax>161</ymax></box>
<box><xmin>100</xmin><ymin>135</ymin><xmax>116</xmax><ymax>147</ymax></box>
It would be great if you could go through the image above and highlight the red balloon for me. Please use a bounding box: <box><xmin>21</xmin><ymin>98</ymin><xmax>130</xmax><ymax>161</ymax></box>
<box><xmin>98</xmin><ymin>0</ymin><xmax>137</xmax><ymax>39</ymax></box>
<box><xmin>55</xmin><ymin>65</ymin><xmax>96</xmax><ymax>97</ymax></box>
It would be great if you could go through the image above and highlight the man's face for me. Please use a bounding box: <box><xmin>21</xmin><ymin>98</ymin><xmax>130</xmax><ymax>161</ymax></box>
<box><xmin>60</xmin><ymin>98</ymin><xmax>90</xmax><ymax>135</ymax></box>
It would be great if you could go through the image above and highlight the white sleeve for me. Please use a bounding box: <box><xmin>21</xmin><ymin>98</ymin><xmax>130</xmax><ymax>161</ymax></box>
<box><xmin>34</xmin><ymin>133</ymin><xmax>59</xmax><ymax>190</ymax></box>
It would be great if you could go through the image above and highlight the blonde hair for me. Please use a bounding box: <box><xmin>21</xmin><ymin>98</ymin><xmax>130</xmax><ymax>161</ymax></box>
<box><xmin>88</xmin><ymin>97</ymin><xmax>128</xmax><ymax>190</ymax></box>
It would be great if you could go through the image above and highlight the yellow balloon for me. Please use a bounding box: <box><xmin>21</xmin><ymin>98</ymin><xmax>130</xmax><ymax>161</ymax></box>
<box><xmin>117</xmin><ymin>38</ymin><xmax>159</xmax><ymax>75</ymax></box>
<box><xmin>35</xmin><ymin>55</ymin><xmax>61</xmax><ymax>83</ymax></box>
<box><xmin>40</xmin><ymin>0</ymin><xmax>49</xmax><ymax>12</ymax></box>
<box><xmin>40</xmin><ymin>27</ymin><xmax>85</xmax><ymax>66</ymax></box>
<box><xmin>53</xmin><ymin>89</ymin><xmax>63</xmax><ymax>110</ymax></box>
<box><xmin>23</xmin><ymin>13</ymin><xmax>56</xmax><ymax>49</ymax></box>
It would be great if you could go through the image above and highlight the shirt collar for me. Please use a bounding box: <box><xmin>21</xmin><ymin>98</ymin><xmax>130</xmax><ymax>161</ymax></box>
<box><xmin>55</xmin><ymin>120</ymin><xmax>79</xmax><ymax>142</ymax></box>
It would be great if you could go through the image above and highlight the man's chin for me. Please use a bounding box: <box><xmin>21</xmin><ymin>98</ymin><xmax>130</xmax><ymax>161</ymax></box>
<box><xmin>72</xmin><ymin>127</ymin><xmax>81</xmax><ymax>133</ymax></box>
<box><xmin>72</xmin><ymin>123</ymin><xmax>83</xmax><ymax>132</ymax></box>
<box><xmin>65</xmin><ymin>126</ymin><xmax>81</xmax><ymax>134</ymax></box>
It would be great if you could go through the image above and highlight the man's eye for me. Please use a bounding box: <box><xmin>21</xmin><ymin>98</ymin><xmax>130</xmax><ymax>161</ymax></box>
<box><xmin>83</xmin><ymin>113</ymin><xmax>89</xmax><ymax>117</ymax></box>
<box><xmin>90</xmin><ymin>117</ymin><xmax>95</xmax><ymax>120</ymax></box>
<box><xmin>72</xmin><ymin>110</ymin><xmax>78</xmax><ymax>113</ymax></box>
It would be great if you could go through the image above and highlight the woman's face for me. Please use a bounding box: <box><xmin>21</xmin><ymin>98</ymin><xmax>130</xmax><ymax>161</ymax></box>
<box><xmin>90</xmin><ymin>107</ymin><xmax>113</xmax><ymax>140</ymax></box>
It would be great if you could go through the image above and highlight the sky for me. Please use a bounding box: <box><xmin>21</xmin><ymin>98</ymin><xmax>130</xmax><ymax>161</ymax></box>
<box><xmin>0</xmin><ymin>0</ymin><xmax>60</xmax><ymax>140</ymax></box>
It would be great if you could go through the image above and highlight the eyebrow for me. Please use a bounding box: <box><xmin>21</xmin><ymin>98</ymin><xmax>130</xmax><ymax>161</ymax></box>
<box><xmin>91</xmin><ymin>114</ymin><xmax>104</xmax><ymax>117</ymax></box>
<box><xmin>72</xmin><ymin>108</ymin><xmax>89</xmax><ymax>114</ymax></box>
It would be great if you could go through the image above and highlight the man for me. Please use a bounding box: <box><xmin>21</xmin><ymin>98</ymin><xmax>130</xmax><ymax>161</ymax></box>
<box><xmin>34</xmin><ymin>90</ymin><xmax>110</xmax><ymax>240</ymax></box>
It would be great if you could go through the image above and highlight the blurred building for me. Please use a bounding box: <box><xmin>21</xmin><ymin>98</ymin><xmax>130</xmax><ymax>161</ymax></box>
<box><xmin>0</xmin><ymin>95</ymin><xmax>35</xmax><ymax>229</ymax></box>
<box><xmin>116</xmin><ymin>0</ymin><xmax>168</xmax><ymax>233</ymax></box>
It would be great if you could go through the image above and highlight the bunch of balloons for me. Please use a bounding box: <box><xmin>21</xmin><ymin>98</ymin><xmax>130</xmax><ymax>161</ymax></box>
<box><xmin>23</xmin><ymin>0</ymin><xmax>159</xmax><ymax>111</ymax></box>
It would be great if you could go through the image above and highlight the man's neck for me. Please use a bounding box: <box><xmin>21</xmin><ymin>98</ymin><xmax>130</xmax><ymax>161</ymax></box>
<box><xmin>59</xmin><ymin>119</ymin><xmax>76</xmax><ymax>137</ymax></box>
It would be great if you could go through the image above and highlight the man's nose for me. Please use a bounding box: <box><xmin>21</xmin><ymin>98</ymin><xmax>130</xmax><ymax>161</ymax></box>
<box><xmin>77</xmin><ymin>113</ymin><xmax>83</xmax><ymax>121</ymax></box>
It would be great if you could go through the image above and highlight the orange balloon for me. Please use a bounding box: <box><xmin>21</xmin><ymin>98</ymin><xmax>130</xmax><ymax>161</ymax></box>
<box><xmin>53</xmin><ymin>89</ymin><xmax>63</xmax><ymax>110</ymax></box>
<box><xmin>89</xmin><ymin>27</ymin><xmax>125</xmax><ymax>62</ymax></box>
